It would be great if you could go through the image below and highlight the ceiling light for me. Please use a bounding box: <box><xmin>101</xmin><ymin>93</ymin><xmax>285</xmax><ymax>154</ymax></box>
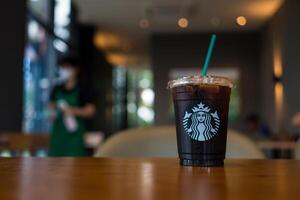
<box><xmin>236</xmin><ymin>16</ymin><xmax>247</xmax><ymax>26</ymax></box>
<box><xmin>106</xmin><ymin>53</ymin><xmax>139</xmax><ymax>66</ymax></box>
<box><xmin>178</xmin><ymin>17</ymin><xmax>189</xmax><ymax>29</ymax></box>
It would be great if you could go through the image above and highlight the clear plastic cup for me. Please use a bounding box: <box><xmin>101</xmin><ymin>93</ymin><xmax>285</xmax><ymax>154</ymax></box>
<box><xmin>168</xmin><ymin>76</ymin><xmax>233</xmax><ymax>166</ymax></box>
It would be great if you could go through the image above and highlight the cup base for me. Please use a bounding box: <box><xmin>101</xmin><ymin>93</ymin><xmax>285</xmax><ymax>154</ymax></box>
<box><xmin>180</xmin><ymin>158</ymin><xmax>224</xmax><ymax>167</ymax></box>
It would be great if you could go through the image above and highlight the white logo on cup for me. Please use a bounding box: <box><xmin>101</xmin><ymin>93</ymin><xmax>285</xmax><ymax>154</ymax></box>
<box><xmin>183</xmin><ymin>102</ymin><xmax>220</xmax><ymax>141</ymax></box>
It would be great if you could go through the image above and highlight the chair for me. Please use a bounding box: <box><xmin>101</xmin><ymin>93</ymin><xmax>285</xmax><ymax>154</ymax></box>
<box><xmin>95</xmin><ymin>126</ymin><xmax>177</xmax><ymax>157</ymax></box>
<box><xmin>226</xmin><ymin>130</ymin><xmax>265</xmax><ymax>159</ymax></box>
<box><xmin>95</xmin><ymin>126</ymin><xmax>265</xmax><ymax>159</ymax></box>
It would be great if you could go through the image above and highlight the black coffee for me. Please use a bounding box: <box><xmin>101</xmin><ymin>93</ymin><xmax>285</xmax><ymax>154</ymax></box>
<box><xmin>171</xmin><ymin>83</ymin><xmax>231</xmax><ymax>167</ymax></box>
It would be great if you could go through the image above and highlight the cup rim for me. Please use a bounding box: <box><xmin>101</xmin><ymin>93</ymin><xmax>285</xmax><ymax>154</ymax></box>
<box><xmin>167</xmin><ymin>75</ymin><xmax>234</xmax><ymax>89</ymax></box>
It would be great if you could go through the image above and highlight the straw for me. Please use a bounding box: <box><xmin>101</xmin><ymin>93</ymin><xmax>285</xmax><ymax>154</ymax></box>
<box><xmin>202</xmin><ymin>34</ymin><xmax>217</xmax><ymax>76</ymax></box>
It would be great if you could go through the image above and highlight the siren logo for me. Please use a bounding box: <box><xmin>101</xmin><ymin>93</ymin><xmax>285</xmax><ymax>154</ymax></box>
<box><xmin>183</xmin><ymin>102</ymin><xmax>220</xmax><ymax>141</ymax></box>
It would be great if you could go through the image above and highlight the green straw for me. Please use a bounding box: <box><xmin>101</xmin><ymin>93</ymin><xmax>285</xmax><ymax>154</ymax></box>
<box><xmin>202</xmin><ymin>34</ymin><xmax>217</xmax><ymax>76</ymax></box>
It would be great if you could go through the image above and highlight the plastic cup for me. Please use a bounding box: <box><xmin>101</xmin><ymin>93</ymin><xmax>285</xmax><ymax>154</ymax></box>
<box><xmin>168</xmin><ymin>76</ymin><xmax>233</xmax><ymax>167</ymax></box>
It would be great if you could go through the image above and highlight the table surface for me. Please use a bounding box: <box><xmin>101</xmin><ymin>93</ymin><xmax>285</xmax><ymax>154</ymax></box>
<box><xmin>0</xmin><ymin>158</ymin><xmax>300</xmax><ymax>200</ymax></box>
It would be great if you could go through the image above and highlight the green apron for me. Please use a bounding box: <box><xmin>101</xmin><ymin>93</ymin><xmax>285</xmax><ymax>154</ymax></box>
<box><xmin>48</xmin><ymin>86</ymin><xmax>86</xmax><ymax>156</ymax></box>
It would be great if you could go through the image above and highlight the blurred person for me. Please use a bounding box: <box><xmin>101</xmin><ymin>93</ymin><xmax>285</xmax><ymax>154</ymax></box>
<box><xmin>48</xmin><ymin>56</ymin><xmax>96</xmax><ymax>156</ymax></box>
<box><xmin>290</xmin><ymin>113</ymin><xmax>300</xmax><ymax>140</ymax></box>
<box><xmin>292</xmin><ymin>112</ymin><xmax>300</xmax><ymax>128</ymax></box>
<box><xmin>245</xmin><ymin>114</ymin><xmax>272</xmax><ymax>140</ymax></box>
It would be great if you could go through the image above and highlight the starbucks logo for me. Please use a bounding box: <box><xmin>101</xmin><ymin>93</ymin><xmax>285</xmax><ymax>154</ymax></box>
<box><xmin>183</xmin><ymin>102</ymin><xmax>220</xmax><ymax>141</ymax></box>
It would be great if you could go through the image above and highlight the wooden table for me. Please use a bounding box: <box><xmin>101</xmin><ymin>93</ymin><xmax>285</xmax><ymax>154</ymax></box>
<box><xmin>0</xmin><ymin>158</ymin><xmax>300</xmax><ymax>200</ymax></box>
<box><xmin>0</xmin><ymin>133</ymin><xmax>49</xmax><ymax>151</ymax></box>
<box><xmin>0</xmin><ymin>133</ymin><xmax>104</xmax><ymax>155</ymax></box>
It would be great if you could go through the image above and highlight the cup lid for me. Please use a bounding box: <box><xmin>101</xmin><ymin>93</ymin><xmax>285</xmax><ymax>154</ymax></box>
<box><xmin>167</xmin><ymin>75</ymin><xmax>234</xmax><ymax>89</ymax></box>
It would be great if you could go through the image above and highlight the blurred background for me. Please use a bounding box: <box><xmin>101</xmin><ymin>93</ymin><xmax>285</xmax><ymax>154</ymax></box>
<box><xmin>0</xmin><ymin>0</ymin><xmax>300</xmax><ymax>158</ymax></box>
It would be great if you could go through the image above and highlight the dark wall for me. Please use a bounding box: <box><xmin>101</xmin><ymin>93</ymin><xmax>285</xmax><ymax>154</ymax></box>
<box><xmin>78</xmin><ymin>25</ymin><xmax>113</xmax><ymax>135</ymax></box>
<box><xmin>151</xmin><ymin>32</ymin><xmax>261</xmax><ymax>126</ymax></box>
<box><xmin>0</xmin><ymin>1</ymin><xmax>26</xmax><ymax>131</ymax></box>
<box><xmin>261</xmin><ymin>0</ymin><xmax>300</xmax><ymax>133</ymax></box>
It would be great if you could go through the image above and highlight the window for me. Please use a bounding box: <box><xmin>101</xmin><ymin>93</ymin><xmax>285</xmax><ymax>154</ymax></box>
<box><xmin>23</xmin><ymin>0</ymin><xmax>72</xmax><ymax>133</ymax></box>
<box><xmin>112</xmin><ymin>67</ymin><xmax>155</xmax><ymax>132</ymax></box>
